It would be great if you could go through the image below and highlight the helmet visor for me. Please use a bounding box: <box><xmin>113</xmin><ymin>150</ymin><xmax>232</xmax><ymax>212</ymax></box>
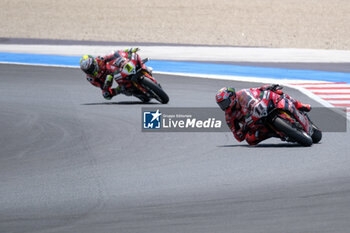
<box><xmin>218</xmin><ymin>98</ymin><xmax>231</xmax><ymax>111</ymax></box>
<box><xmin>84</xmin><ymin>61</ymin><xmax>97</xmax><ymax>75</ymax></box>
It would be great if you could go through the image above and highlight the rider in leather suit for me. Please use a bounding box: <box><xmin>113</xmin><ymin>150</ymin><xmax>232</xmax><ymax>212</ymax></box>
<box><xmin>79</xmin><ymin>48</ymin><xmax>152</xmax><ymax>100</ymax></box>
<box><xmin>216</xmin><ymin>84</ymin><xmax>311</xmax><ymax>145</ymax></box>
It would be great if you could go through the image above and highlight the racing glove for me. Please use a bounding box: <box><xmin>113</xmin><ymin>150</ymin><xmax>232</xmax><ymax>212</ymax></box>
<box><xmin>233</xmin><ymin>119</ymin><xmax>248</xmax><ymax>142</ymax></box>
<box><xmin>234</xmin><ymin>129</ymin><xmax>246</xmax><ymax>142</ymax></box>
<box><xmin>260</xmin><ymin>84</ymin><xmax>283</xmax><ymax>94</ymax></box>
<box><xmin>269</xmin><ymin>84</ymin><xmax>283</xmax><ymax>91</ymax></box>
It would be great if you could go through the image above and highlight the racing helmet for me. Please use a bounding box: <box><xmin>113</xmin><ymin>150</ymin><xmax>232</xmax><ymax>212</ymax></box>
<box><xmin>80</xmin><ymin>55</ymin><xmax>99</xmax><ymax>76</ymax></box>
<box><xmin>216</xmin><ymin>87</ymin><xmax>236</xmax><ymax>111</ymax></box>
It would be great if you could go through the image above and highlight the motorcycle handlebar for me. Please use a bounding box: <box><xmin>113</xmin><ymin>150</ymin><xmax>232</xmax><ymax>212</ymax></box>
<box><xmin>141</xmin><ymin>58</ymin><xmax>149</xmax><ymax>64</ymax></box>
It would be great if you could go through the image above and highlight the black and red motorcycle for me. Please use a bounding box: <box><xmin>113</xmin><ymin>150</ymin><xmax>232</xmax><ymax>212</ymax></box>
<box><xmin>251</xmin><ymin>86</ymin><xmax>322</xmax><ymax>146</ymax></box>
<box><xmin>107</xmin><ymin>55</ymin><xmax>169</xmax><ymax>104</ymax></box>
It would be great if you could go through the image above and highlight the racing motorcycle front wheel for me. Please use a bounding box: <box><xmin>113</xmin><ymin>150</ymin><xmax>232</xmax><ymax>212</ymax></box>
<box><xmin>271</xmin><ymin>116</ymin><xmax>313</xmax><ymax>147</ymax></box>
<box><xmin>140</xmin><ymin>77</ymin><xmax>169</xmax><ymax>104</ymax></box>
<box><xmin>311</xmin><ymin>123</ymin><xmax>322</xmax><ymax>143</ymax></box>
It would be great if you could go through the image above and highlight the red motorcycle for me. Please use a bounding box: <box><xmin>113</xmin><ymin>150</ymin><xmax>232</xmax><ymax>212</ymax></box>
<box><xmin>250</xmin><ymin>86</ymin><xmax>322</xmax><ymax>146</ymax></box>
<box><xmin>106</xmin><ymin>54</ymin><xmax>169</xmax><ymax>104</ymax></box>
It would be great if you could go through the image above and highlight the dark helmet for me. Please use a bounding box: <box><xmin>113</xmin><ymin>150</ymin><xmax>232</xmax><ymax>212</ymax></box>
<box><xmin>80</xmin><ymin>54</ymin><xmax>99</xmax><ymax>76</ymax></box>
<box><xmin>215</xmin><ymin>87</ymin><xmax>236</xmax><ymax>111</ymax></box>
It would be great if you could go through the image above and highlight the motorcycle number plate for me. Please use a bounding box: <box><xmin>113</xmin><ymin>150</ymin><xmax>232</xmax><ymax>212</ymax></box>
<box><xmin>123</xmin><ymin>63</ymin><xmax>136</xmax><ymax>75</ymax></box>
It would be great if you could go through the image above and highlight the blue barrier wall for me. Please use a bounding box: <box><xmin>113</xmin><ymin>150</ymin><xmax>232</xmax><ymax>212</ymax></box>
<box><xmin>1</xmin><ymin>52</ymin><xmax>349</xmax><ymax>83</ymax></box>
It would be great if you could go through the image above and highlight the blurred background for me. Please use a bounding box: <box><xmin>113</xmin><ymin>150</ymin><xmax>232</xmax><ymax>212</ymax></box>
<box><xmin>1</xmin><ymin>0</ymin><xmax>349</xmax><ymax>49</ymax></box>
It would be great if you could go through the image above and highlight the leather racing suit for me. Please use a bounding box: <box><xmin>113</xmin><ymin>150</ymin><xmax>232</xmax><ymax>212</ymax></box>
<box><xmin>84</xmin><ymin>48</ymin><xmax>150</xmax><ymax>100</ymax></box>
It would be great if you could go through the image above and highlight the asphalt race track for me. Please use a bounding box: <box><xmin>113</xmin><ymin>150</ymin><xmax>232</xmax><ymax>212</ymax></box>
<box><xmin>1</xmin><ymin>64</ymin><xmax>350</xmax><ymax>233</ymax></box>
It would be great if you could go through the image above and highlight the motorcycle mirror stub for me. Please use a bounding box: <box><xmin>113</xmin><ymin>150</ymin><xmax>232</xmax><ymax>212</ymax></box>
<box><xmin>142</xmin><ymin>58</ymin><xmax>150</xmax><ymax>64</ymax></box>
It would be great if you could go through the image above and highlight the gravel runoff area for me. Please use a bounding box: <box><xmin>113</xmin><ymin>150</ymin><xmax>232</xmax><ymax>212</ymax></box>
<box><xmin>1</xmin><ymin>0</ymin><xmax>349</xmax><ymax>49</ymax></box>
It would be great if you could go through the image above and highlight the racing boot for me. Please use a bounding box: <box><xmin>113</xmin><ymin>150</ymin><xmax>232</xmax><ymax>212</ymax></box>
<box><xmin>295</xmin><ymin>102</ymin><xmax>311</xmax><ymax>112</ymax></box>
<box><xmin>283</xmin><ymin>93</ymin><xmax>311</xmax><ymax>112</ymax></box>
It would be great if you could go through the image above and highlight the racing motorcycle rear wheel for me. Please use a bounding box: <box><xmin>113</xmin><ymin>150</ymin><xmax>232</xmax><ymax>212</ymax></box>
<box><xmin>140</xmin><ymin>77</ymin><xmax>169</xmax><ymax>104</ymax></box>
<box><xmin>271</xmin><ymin>116</ymin><xmax>313</xmax><ymax>147</ymax></box>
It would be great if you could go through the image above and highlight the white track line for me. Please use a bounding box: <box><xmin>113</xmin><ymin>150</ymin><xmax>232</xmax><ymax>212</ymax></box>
<box><xmin>2</xmin><ymin>44</ymin><xmax>350</xmax><ymax>63</ymax></box>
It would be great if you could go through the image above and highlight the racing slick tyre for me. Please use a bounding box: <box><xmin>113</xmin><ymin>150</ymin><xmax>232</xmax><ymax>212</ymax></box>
<box><xmin>311</xmin><ymin>124</ymin><xmax>322</xmax><ymax>143</ymax></box>
<box><xmin>140</xmin><ymin>77</ymin><xmax>169</xmax><ymax>104</ymax></box>
<box><xmin>271</xmin><ymin>117</ymin><xmax>313</xmax><ymax>147</ymax></box>
<box><xmin>134</xmin><ymin>94</ymin><xmax>150</xmax><ymax>103</ymax></box>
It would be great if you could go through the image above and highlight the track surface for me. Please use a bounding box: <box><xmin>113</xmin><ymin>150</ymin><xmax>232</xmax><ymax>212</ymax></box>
<box><xmin>1</xmin><ymin>64</ymin><xmax>350</xmax><ymax>233</ymax></box>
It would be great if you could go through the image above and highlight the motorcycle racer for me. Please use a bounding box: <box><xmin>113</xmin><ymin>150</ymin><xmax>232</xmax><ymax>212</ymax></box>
<box><xmin>216</xmin><ymin>84</ymin><xmax>311</xmax><ymax>145</ymax></box>
<box><xmin>79</xmin><ymin>48</ymin><xmax>152</xmax><ymax>100</ymax></box>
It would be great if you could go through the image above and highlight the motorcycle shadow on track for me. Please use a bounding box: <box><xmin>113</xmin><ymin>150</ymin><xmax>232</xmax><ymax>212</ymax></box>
<box><xmin>217</xmin><ymin>143</ymin><xmax>307</xmax><ymax>148</ymax></box>
<box><xmin>82</xmin><ymin>101</ymin><xmax>160</xmax><ymax>105</ymax></box>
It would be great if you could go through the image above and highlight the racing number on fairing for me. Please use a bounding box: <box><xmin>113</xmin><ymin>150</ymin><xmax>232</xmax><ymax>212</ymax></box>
<box><xmin>125</xmin><ymin>63</ymin><xmax>134</xmax><ymax>73</ymax></box>
<box><xmin>253</xmin><ymin>102</ymin><xmax>268</xmax><ymax>117</ymax></box>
